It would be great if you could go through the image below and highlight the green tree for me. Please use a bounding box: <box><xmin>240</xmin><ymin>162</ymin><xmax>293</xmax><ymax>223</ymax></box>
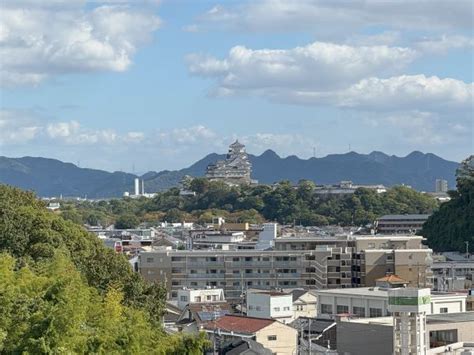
<box><xmin>115</xmin><ymin>213</ymin><xmax>140</xmax><ymax>229</ymax></box>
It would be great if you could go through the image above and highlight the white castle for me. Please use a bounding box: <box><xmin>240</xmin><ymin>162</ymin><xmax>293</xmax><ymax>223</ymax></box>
<box><xmin>205</xmin><ymin>140</ymin><xmax>252</xmax><ymax>185</ymax></box>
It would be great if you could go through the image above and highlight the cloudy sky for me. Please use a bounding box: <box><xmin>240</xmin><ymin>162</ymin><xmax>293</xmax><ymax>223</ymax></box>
<box><xmin>0</xmin><ymin>0</ymin><xmax>472</xmax><ymax>172</ymax></box>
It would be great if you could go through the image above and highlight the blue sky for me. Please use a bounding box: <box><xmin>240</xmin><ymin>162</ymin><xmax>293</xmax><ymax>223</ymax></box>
<box><xmin>0</xmin><ymin>0</ymin><xmax>472</xmax><ymax>172</ymax></box>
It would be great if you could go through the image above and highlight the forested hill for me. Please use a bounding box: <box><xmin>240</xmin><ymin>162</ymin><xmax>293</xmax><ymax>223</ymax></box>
<box><xmin>0</xmin><ymin>150</ymin><xmax>459</xmax><ymax>197</ymax></box>
<box><xmin>422</xmin><ymin>156</ymin><xmax>474</xmax><ymax>253</ymax></box>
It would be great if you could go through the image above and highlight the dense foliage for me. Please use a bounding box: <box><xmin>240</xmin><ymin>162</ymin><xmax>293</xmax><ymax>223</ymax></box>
<box><xmin>422</xmin><ymin>178</ymin><xmax>474</xmax><ymax>252</ymax></box>
<box><xmin>62</xmin><ymin>179</ymin><xmax>438</xmax><ymax>227</ymax></box>
<box><xmin>0</xmin><ymin>185</ymin><xmax>210</xmax><ymax>354</ymax></box>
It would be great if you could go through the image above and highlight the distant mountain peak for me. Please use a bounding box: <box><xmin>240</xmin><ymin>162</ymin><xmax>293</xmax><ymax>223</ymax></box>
<box><xmin>259</xmin><ymin>149</ymin><xmax>280</xmax><ymax>159</ymax></box>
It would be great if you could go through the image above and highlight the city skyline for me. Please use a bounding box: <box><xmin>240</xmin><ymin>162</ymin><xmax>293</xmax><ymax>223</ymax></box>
<box><xmin>0</xmin><ymin>0</ymin><xmax>472</xmax><ymax>172</ymax></box>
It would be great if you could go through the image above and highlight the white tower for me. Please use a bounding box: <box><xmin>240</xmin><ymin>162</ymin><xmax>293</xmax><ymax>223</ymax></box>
<box><xmin>134</xmin><ymin>178</ymin><xmax>140</xmax><ymax>196</ymax></box>
<box><xmin>388</xmin><ymin>288</ymin><xmax>431</xmax><ymax>355</ymax></box>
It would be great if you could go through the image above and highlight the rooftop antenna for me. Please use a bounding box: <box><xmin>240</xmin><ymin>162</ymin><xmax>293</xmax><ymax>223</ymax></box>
<box><xmin>313</xmin><ymin>147</ymin><xmax>316</xmax><ymax>158</ymax></box>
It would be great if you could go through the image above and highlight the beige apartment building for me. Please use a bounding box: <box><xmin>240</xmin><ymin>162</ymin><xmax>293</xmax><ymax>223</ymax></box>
<box><xmin>139</xmin><ymin>235</ymin><xmax>432</xmax><ymax>302</ymax></box>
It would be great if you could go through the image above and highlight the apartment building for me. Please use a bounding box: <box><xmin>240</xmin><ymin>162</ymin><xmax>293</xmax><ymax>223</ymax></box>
<box><xmin>375</xmin><ymin>214</ymin><xmax>430</xmax><ymax>234</ymax></box>
<box><xmin>139</xmin><ymin>247</ymin><xmax>339</xmax><ymax>301</ymax></box>
<box><xmin>139</xmin><ymin>235</ymin><xmax>432</xmax><ymax>302</ymax></box>
<box><xmin>351</xmin><ymin>235</ymin><xmax>433</xmax><ymax>288</ymax></box>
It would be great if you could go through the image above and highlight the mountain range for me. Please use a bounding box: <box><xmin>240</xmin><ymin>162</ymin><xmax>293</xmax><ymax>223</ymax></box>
<box><xmin>0</xmin><ymin>151</ymin><xmax>460</xmax><ymax>198</ymax></box>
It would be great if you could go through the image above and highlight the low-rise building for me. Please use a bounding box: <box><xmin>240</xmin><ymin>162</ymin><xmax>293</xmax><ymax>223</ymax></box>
<box><xmin>247</xmin><ymin>290</ymin><xmax>294</xmax><ymax>324</ymax></box>
<box><xmin>432</xmin><ymin>261</ymin><xmax>474</xmax><ymax>291</ymax></box>
<box><xmin>177</xmin><ymin>287</ymin><xmax>225</xmax><ymax>310</ymax></box>
<box><xmin>202</xmin><ymin>315</ymin><xmax>298</xmax><ymax>355</ymax></box>
<box><xmin>292</xmin><ymin>290</ymin><xmax>318</xmax><ymax>319</ymax></box>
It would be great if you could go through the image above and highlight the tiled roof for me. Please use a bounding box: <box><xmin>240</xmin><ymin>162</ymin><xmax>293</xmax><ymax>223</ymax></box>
<box><xmin>203</xmin><ymin>315</ymin><xmax>275</xmax><ymax>334</ymax></box>
<box><xmin>376</xmin><ymin>274</ymin><xmax>407</xmax><ymax>283</ymax></box>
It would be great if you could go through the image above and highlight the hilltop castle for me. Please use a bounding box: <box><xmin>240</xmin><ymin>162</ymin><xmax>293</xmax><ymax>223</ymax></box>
<box><xmin>205</xmin><ymin>140</ymin><xmax>253</xmax><ymax>185</ymax></box>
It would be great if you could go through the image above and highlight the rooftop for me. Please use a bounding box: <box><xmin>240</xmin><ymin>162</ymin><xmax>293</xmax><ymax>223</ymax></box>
<box><xmin>427</xmin><ymin>312</ymin><xmax>474</xmax><ymax>324</ymax></box>
<box><xmin>378</xmin><ymin>214</ymin><xmax>431</xmax><ymax>220</ymax></box>
<box><xmin>203</xmin><ymin>315</ymin><xmax>275</xmax><ymax>334</ymax></box>
<box><xmin>376</xmin><ymin>274</ymin><xmax>408</xmax><ymax>284</ymax></box>
<box><xmin>315</xmin><ymin>287</ymin><xmax>466</xmax><ymax>299</ymax></box>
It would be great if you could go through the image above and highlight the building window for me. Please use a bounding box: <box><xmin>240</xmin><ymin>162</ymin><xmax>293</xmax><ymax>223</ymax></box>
<box><xmin>440</xmin><ymin>307</ymin><xmax>448</xmax><ymax>313</ymax></box>
<box><xmin>249</xmin><ymin>305</ymin><xmax>254</xmax><ymax>310</ymax></box>
<box><xmin>207</xmin><ymin>295</ymin><xmax>211</xmax><ymax>301</ymax></box>
<box><xmin>233</xmin><ymin>257</ymin><xmax>239</xmax><ymax>262</ymax></box>
<box><xmin>146</xmin><ymin>257</ymin><xmax>154</xmax><ymax>263</ymax></box>
<box><xmin>171</xmin><ymin>291</ymin><xmax>177</xmax><ymax>298</ymax></box>
<box><xmin>337</xmin><ymin>305</ymin><xmax>349</xmax><ymax>314</ymax></box>
<box><xmin>353</xmin><ymin>306</ymin><xmax>365</xmax><ymax>317</ymax></box>
<box><xmin>171</xmin><ymin>256</ymin><xmax>183</xmax><ymax>261</ymax></box>
<box><xmin>369</xmin><ymin>308</ymin><xmax>383</xmax><ymax>317</ymax></box>
<box><xmin>194</xmin><ymin>296</ymin><xmax>201</xmax><ymax>302</ymax></box>
<box><xmin>256</xmin><ymin>306</ymin><xmax>261</xmax><ymax>311</ymax></box>
<box><xmin>190</xmin><ymin>282</ymin><xmax>198</xmax><ymax>286</ymax></box>
<box><xmin>171</xmin><ymin>268</ymin><xmax>182</xmax><ymax>274</ymax></box>
<box><xmin>430</xmin><ymin>330</ymin><xmax>458</xmax><ymax>348</ymax></box>
<box><xmin>267</xmin><ymin>335</ymin><xmax>277</xmax><ymax>341</ymax></box>
<box><xmin>273</xmin><ymin>307</ymin><xmax>280</xmax><ymax>312</ymax></box>
<box><xmin>283</xmin><ymin>307</ymin><xmax>290</xmax><ymax>311</ymax></box>
<box><xmin>321</xmin><ymin>304</ymin><xmax>332</xmax><ymax>315</ymax></box>
<box><xmin>180</xmin><ymin>296</ymin><xmax>187</xmax><ymax>302</ymax></box>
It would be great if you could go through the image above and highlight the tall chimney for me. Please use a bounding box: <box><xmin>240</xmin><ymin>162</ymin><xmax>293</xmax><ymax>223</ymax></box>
<box><xmin>142</xmin><ymin>179</ymin><xmax>145</xmax><ymax>195</ymax></box>
<box><xmin>134</xmin><ymin>178</ymin><xmax>139</xmax><ymax>196</ymax></box>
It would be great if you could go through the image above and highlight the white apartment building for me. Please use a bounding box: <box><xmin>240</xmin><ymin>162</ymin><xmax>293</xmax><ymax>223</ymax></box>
<box><xmin>247</xmin><ymin>290</ymin><xmax>294</xmax><ymax>324</ymax></box>
<box><xmin>177</xmin><ymin>287</ymin><xmax>225</xmax><ymax>310</ymax></box>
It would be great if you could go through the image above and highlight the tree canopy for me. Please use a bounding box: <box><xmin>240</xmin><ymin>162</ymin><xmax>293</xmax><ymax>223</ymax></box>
<box><xmin>0</xmin><ymin>185</ymin><xmax>210</xmax><ymax>354</ymax></box>
<box><xmin>61</xmin><ymin>178</ymin><xmax>438</xmax><ymax>227</ymax></box>
<box><xmin>421</xmin><ymin>169</ymin><xmax>474</xmax><ymax>253</ymax></box>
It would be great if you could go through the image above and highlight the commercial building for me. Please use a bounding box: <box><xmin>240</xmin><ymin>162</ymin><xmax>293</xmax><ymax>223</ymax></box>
<box><xmin>336</xmin><ymin>312</ymin><xmax>474</xmax><ymax>355</ymax></box>
<box><xmin>202</xmin><ymin>314</ymin><xmax>298</xmax><ymax>355</ymax></box>
<box><xmin>435</xmin><ymin>179</ymin><xmax>448</xmax><ymax>193</ymax></box>
<box><xmin>315</xmin><ymin>286</ymin><xmax>466</xmax><ymax>319</ymax></box>
<box><xmin>375</xmin><ymin>214</ymin><xmax>431</xmax><ymax>234</ymax></box>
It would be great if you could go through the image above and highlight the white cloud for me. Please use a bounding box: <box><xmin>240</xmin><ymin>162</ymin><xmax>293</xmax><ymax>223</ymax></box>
<box><xmin>194</xmin><ymin>0</ymin><xmax>472</xmax><ymax>34</ymax></box>
<box><xmin>187</xmin><ymin>39</ymin><xmax>473</xmax><ymax>113</ymax></box>
<box><xmin>0</xmin><ymin>2</ymin><xmax>160</xmax><ymax>87</ymax></box>
<box><xmin>187</xmin><ymin>41</ymin><xmax>417</xmax><ymax>92</ymax></box>
<box><xmin>289</xmin><ymin>75</ymin><xmax>473</xmax><ymax>112</ymax></box>
<box><xmin>416</xmin><ymin>35</ymin><xmax>474</xmax><ymax>54</ymax></box>
<box><xmin>0</xmin><ymin>110</ymin><xmax>41</xmax><ymax>144</ymax></box>
<box><xmin>157</xmin><ymin>125</ymin><xmax>217</xmax><ymax>145</ymax></box>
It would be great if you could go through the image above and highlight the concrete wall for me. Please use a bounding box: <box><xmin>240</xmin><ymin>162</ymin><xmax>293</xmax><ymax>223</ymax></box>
<box><xmin>336</xmin><ymin>321</ymin><xmax>393</xmax><ymax>355</ymax></box>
